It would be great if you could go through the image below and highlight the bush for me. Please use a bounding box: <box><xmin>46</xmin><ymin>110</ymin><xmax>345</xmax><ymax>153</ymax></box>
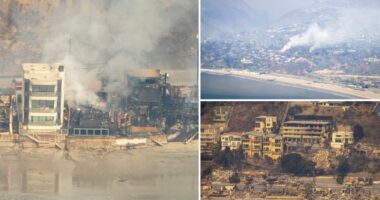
<box><xmin>288</xmin><ymin>105</ymin><xmax>304</xmax><ymax>116</ymax></box>
<box><xmin>280</xmin><ymin>153</ymin><xmax>315</xmax><ymax>176</ymax></box>
<box><xmin>353</xmin><ymin>125</ymin><xmax>364</xmax><ymax>142</ymax></box>
<box><xmin>229</xmin><ymin>172</ymin><xmax>240</xmax><ymax>183</ymax></box>
<box><xmin>215</xmin><ymin>146</ymin><xmax>245</xmax><ymax>169</ymax></box>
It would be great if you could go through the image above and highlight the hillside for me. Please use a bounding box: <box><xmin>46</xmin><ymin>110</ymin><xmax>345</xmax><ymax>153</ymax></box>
<box><xmin>202</xmin><ymin>102</ymin><xmax>287</xmax><ymax>132</ymax></box>
<box><xmin>203</xmin><ymin>102</ymin><xmax>380</xmax><ymax>144</ymax></box>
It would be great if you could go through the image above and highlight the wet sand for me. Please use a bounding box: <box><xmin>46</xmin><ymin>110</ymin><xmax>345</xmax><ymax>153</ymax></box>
<box><xmin>0</xmin><ymin>142</ymin><xmax>198</xmax><ymax>200</ymax></box>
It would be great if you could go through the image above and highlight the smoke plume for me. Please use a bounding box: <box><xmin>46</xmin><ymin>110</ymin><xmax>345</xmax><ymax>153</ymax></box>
<box><xmin>0</xmin><ymin>0</ymin><xmax>197</xmax><ymax>107</ymax></box>
<box><xmin>281</xmin><ymin>1</ymin><xmax>380</xmax><ymax>52</ymax></box>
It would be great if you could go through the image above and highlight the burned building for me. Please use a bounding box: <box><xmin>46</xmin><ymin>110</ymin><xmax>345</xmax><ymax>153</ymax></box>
<box><xmin>58</xmin><ymin>68</ymin><xmax>196</xmax><ymax>141</ymax></box>
<box><xmin>70</xmin><ymin>106</ymin><xmax>112</xmax><ymax>137</ymax></box>
<box><xmin>120</xmin><ymin>69</ymin><xmax>198</xmax><ymax>136</ymax></box>
<box><xmin>124</xmin><ymin>69</ymin><xmax>170</xmax><ymax>127</ymax></box>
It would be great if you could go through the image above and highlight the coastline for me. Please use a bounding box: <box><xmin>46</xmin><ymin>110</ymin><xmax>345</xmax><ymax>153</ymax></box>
<box><xmin>202</xmin><ymin>68</ymin><xmax>380</xmax><ymax>99</ymax></box>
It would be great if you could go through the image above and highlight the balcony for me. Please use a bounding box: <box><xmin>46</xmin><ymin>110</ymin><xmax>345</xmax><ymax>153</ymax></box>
<box><xmin>28</xmin><ymin>121</ymin><xmax>56</xmax><ymax>126</ymax></box>
<box><xmin>30</xmin><ymin>108</ymin><xmax>56</xmax><ymax>113</ymax></box>
<box><xmin>30</xmin><ymin>92</ymin><xmax>57</xmax><ymax>97</ymax></box>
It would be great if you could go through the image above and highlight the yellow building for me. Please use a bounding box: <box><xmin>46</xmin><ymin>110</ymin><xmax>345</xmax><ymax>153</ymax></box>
<box><xmin>221</xmin><ymin>132</ymin><xmax>243</xmax><ymax>151</ymax></box>
<box><xmin>262</xmin><ymin>134</ymin><xmax>283</xmax><ymax>160</ymax></box>
<box><xmin>242</xmin><ymin>131</ymin><xmax>263</xmax><ymax>158</ymax></box>
<box><xmin>242</xmin><ymin>131</ymin><xmax>283</xmax><ymax>160</ymax></box>
<box><xmin>254</xmin><ymin>116</ymin><xmax>277</xmax><ymax>133</ymax></box>
<box><xmin>201</xmin><ymin>123</ymin><xmax>226</xmax><ymax>156</ymax></box>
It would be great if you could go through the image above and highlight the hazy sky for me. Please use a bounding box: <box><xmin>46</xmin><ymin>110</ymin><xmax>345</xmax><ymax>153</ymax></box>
<box><xmin>243</xmin><ymin>0</ymin><xmax>315</xmax><ymax>19</ymax></box>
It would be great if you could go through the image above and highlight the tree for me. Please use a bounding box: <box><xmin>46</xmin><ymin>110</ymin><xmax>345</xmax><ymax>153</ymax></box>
<box><xmin>280</xmin><ymin>153</ymin><xmax>315</xmax><ymax>176</ymax></box>
<box><xmin>368</xmin><ymin>161</ymin><xmax>380</xmax><ymax>174</ymax></box>
<box><xmin>336</xmin><ymin>175</ymin><xmax>345</xmax><ymax>184</ymax></box>
<box><xmin>349</xmin><ymin>152</ymin><xmax>368</xmax><ymax>172</ymax></box>
<box><xmin>234</xmin><ymin>145</ymin><xmax>245</xmax><ymax>170</ymax></box>
<box><xmin>215</xmin><ymin>146</ymin><xmax>245</xmax><ymax>170</ymax></box>
<box><xmin>219</xmin><ymin>147</ymin><xmax>233</xmax><ymax>168</ymax></box>
<box><xmin>336</xmin><ymin>157</ymin><xmax>350</xmax><ymax>174</ymax></box>
<box><xmin>336</xmin><ymin>156</ymin><xmax>350</xmax><ymax>184</ymax></box>
<box><xmin>213</xmin><ymin>141</ymin><xmax>222</xmax><ymax>158</ymax></box>
<box><xmin>229</xmin><ymin>172</ymin><xmax>240</xmax><ymax>183</ymax></box>
<box><xmin>288</xmin><ymin>105</ymin><xmax>303</xmax><ymax>116</ymax></box>
<box><xmin>353</xmin><ymin>125</ymin><xmax>364</xmax><ymax>142</ymax></box>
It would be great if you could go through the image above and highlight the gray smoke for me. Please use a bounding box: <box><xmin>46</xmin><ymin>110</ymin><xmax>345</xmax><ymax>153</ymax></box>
<box><xmin>39</xmin><ymin>0</ymin><xmax>197</xmax><ymax>106</ymax></box>
<box><xmin>281</xmin><ymin>1</ymin><xmax>380</xmax><ymax>52</ymax></box>
<box><xmin>0</xmin><ymin>0</ymin><xmax>197</xmax><ymax>106</ymax></box>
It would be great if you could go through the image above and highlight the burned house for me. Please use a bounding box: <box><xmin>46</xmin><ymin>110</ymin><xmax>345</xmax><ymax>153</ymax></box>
<box><xmin>70</xmin><ymin>107</ymin><xmax>112</xmax><ymax>137</ymax></box>
<box><xmin>124</xmin><ymin>69</ymin><xmax>170</xmax><ymax>128</ymax></box>
<box><xmin>122</xmin><ymin>69</ymin><xmax>197</xmax><ymax>135</ymax></box>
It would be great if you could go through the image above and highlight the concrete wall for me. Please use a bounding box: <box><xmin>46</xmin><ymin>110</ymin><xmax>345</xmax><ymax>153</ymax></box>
<box><xmin>65</xmin><ymin>136</ymin><xmax>116</xmax><ymax>150</ymax></box>
<box><xmin>116</xmin><ymin>137</ymin><xmax>147</xmax><ymax>146</ymax></box>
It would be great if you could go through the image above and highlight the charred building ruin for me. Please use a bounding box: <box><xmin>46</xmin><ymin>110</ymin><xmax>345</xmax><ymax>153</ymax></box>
<box><xmin>67</xmin><ymin>69</ymin><xmax>198</xmax><ymax>139</ymax></box>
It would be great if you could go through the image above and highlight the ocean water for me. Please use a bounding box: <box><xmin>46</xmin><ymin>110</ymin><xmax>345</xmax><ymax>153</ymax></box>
<box><xmin>0</xmin><ymin>142</ymin><xmax>198</xmax><ymax>200</ymax></box>
<box><xmin>201</xmin><ymin>73</ymin><xmax>352</xmax><ymax>99</ymax></box>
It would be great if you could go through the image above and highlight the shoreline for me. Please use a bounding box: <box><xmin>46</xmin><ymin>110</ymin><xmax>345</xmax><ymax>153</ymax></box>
<box><xmin>202</xmin><ymin>68</ymin><xmax>380</xmax><ymax>99</ymax></box>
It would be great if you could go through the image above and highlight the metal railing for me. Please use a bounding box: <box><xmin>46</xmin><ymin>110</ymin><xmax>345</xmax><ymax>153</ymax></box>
<box><xmin>30</xmin><ymin>108</ymin><xmax>56</xmax><ymax>113</ymax></box>
<box><xmin>28</xmin><ymin>122</ymin><xmax>56</xmax><ymax>126</ymax></box>
<box><xmin>30</xmin><ymin>92</ymin><xmax>57</xmax><ymax>97</ymax></box>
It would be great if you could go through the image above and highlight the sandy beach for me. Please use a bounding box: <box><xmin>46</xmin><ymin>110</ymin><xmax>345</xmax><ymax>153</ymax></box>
<box><xmin>202</xmin><ymin>68</ymin><xmax>380</xmax><ymax>99</ymax></box>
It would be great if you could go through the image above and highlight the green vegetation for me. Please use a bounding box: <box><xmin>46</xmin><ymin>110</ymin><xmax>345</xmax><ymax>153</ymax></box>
<box><xmin>335</xmin><ymin>152</ymin><xmax>380</xmax><ymax>184</ymax></box>
<box><xmin>229</xmin><ymin>172</ymin><xmax>240</xmax><ymax>183</ymax></box>
<box><xmin>288</xmin><ymin>105</ymin><xmax>304</xmax><ymax>116</ymax></box>
<box><xmin>353</xmin><ymin>124</ymin><xmax>364</xmax><ymax>142</ymax></box>
<box><xmin>213</xmin><ymin>141</ymin><xmax>222</xmax><ymax>157</ymax></box>
<box><xmin>336</xmin><ymin>156</ymin><xmax>350</xmax><ymax>184</ymax></box>
<box><xmin>215</xmin><ymin>146</ymin><xmax>245</xmax><ymax>170</ymax></box>
<box><xmin>280</xmin><ymin>153</ymin><xmax>315</xmax><ymax>176</ymax></box>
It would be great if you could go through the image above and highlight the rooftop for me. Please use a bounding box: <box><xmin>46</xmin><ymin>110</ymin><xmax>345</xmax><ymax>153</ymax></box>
<box><xmin>222</xmin><ymin>132</ymin><xmax>243</xmax><ymax>136</ymax></box>
<box><xmin>243</xmin><ymin>131</ymin><xmax>263</xmax><ymax>137</ymax></box>
<box><xmin>284</xmin><ymin>121</ymin><xmax>330</xmax><ymax>125</ymax></box>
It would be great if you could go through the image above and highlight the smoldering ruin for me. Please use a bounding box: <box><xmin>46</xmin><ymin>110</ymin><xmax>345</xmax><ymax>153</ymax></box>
<box><xmin>0</xmin><ymin>0</ymin><xmax>198</xmax><ymax>150</ymax></box>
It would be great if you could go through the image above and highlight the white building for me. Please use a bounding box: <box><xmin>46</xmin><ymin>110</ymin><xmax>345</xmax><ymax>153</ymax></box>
<box><xmin>331</xmin><ymin>125</ymin><xmax>354</xmax><ymax>149</ymax></box>
<box><xmin>21</xmin><ymin>63</ymin><xmax>65</xmax><ymax>133</ymax></box>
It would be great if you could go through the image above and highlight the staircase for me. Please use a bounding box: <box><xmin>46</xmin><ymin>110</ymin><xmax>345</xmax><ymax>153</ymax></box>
<box><xmin>150</xmin><ymin>137</ymin><xmax>165</xmax><ymax>146</ymax></box>
<box><xmin>23</xmin><ymin>134</ymin><xmax>63</xmax><ymax>150</ymax></box>
<box><xmin>184</xmin><ymin>132</ymin><xmax>198</xmax><ymax>144</ymax></box>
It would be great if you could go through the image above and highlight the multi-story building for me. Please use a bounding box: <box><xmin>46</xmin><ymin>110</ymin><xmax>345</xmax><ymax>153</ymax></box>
<box><xmin>317</xmin><ymin>102</ymin><xmax>351</xmax><ymax>111</ymax></box>
<box><xmin>242</xmin><ymin>131</ymin><xmax>283</xmax><ymax>160</ymax></box>
<box><xmin>254</xmin><ymin>116</ymin><xmax>277</xmax><ymax>133</ymax></box>
<box><xmin>331</xmin><ymin>125</ymin><xmax>354</xmax><ymax>149</ymax></box>
<box><xmin>221</xmin><ymin>132</ymin><xmax>242</xmax><ymax>151</ymax></box>
<box><xmin>262</xmin><ymin>134</ymin><xmax>283</xmax><ymax>160</ymax></box>
<box><xmin>281</xmin><ymin>121</ymin><xmax>331</xmax><ymax>145</ymax></box>
<box><xmin>213</xmin><ymin>106</ymin><xmax>232</xmax><ymax>123</ymax></box>
<box><xmin>242</xmin><ymin>131</ymin><xmax>263</xmax><ymax>158</ymax></box>
<box><xmin>21</xmin><ymin>63</ymin><xmax>65</xmax><ymax>133</ymax></box>
<box><xmin>201</xmin><ymin>123</ymin><xmax>224</xmax><ymax>156</ymax></box>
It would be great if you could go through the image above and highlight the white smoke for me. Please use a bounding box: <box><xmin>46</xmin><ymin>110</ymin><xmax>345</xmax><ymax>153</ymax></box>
<box><xmin>281</xmin><ymin>2</ymin><xmax>380</xmax><ymax>52</ymax></box>
<box><xmin>0</xmin><ymin>0</ymin><xmax>197</xmax><ymax>109</ymax></box>
<box><xmin>281</xmin><ymin>23</ymin><xmax>331</xmax><ymax>52</ymax></box>
<box><xmin>36</xmin><ymin>0</ymin><xmax>198</xmax><ymax>107</ymax></box>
